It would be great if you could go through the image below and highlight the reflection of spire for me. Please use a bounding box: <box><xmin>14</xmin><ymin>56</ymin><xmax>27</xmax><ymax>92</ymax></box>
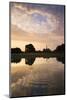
<box><xmin>45</xmin><ymin>58</ymin><xmax>49</xmax><ymax>62</ymax></box>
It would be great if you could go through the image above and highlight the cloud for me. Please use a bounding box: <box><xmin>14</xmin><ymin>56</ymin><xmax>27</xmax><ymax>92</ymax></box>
<box><xmin>11</xmin><ymin>3</ymin><xmax>64</xmax><ymax>50</ymax></box>
<box><xmin>11</xmin><ymin>3</ymin><xmax>61</xmax><ymax>35</ymax></box>
<box><xmin>11</xmin><ymin>24</ymin><xmax>28</xmax><ymax>40</ymax></box>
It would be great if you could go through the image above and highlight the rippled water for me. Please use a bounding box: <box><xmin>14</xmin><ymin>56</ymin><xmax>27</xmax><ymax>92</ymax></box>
<box><xmin>11</xmin><ymin>57</ymin><xmax>65</xmax><ymax>97</ymax></box>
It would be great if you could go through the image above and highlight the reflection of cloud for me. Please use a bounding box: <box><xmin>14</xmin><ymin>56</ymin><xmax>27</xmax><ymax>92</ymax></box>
<box><xmin>11</xmin><ymin>66</ymin><xmax>33</xmax><ymax>87</ymax></box>
<box><xmin>11</xmin><ymin>58</ymin><xmax>64</xmax><ymax>88</ymax></box>
<box><xmin>11</xmin><ymin>58</ymin><xmax>64</xmax><ymax>96</ymax></box>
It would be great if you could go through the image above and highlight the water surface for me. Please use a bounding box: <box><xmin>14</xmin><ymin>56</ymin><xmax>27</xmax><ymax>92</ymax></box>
<box><xmin>11</xmin><ymin>57</ymin><xmax>65</xmax><ymax>97</ymax></box>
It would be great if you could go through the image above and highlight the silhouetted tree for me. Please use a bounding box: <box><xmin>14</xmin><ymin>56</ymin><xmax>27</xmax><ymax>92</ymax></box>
<box><xmin>11</xmin><ymin>48</ymin><xmax>22</xmax><ymax>53</ymax></box>
<box><xmin>25</xmin><ymin>44</ymin><xmax>35</xmax><ymax>53</ymax></box>
<box><xmin>54</xmin><ymin>44</ymin><xmax>65</xmax><ymax>53</ymax></box>
<box><xmin>11</xmin><ymin>54</ymin><xmax>21</xmax><ymax>63</ymax></box>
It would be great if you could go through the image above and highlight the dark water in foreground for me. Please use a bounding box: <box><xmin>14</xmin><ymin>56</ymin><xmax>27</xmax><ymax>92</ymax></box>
<box><xmin>11</xmin><ymin>57</ymin><xmax>65</xmax><ymax>97</ymax></box>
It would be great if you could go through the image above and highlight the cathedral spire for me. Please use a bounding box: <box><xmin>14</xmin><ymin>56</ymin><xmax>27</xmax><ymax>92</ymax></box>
<box><xmin>46</xmin><ymin>44</ymin><xmax>47</xmax><ymax>49</ymax></box>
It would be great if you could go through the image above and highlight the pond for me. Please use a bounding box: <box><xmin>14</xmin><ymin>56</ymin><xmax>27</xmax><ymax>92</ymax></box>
<box><xmin>11</xmin><ymin>57</ymin><xmax>65</xmax><ymax>97</ymax></box>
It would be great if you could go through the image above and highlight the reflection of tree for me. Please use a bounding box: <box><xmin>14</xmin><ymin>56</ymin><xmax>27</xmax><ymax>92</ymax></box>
<box><xmin>25</xmin><ymin>56</ymin><xmax>35</xmax><ymax>65</ymax></box>
<box><xmin>56</xmin><ymin>57</ymin><xmax>65</xmax><ymax>64</ymax></box>
<box><xmin>11</xmin><ymin>55</ymin><xmax>35</xmax><ymax>65</ymax></box>
<box><xmin>11</xmin><ymin>54</ymin><xmax>64</xmax><ymax>64</ymax></box>
<box><xmin>11</xmin><ymin>54</ymin><xmax>21</xmax><ymax>63</ymax></box>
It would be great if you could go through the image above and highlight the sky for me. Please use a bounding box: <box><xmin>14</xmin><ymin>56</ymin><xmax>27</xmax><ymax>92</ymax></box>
<box><xmin>11</xmin><ymin>2</ymin><xmax>65</xmax><ymax>51</ymax></box>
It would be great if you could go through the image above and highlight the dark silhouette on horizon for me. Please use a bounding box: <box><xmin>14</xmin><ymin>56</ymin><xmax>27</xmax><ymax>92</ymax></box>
<box><xmin>11</xmin><ymin>43</ymin><xmax>65</xmax><ymax>65</ymax></box>
<box><xmin>25</xmin><ymin>44</ymin><xmax>35</xmax><ymax>53</ymax></box>
<box><xmin>11</xmin><ymin>43</ymin><xmax>65</xmax><ymax>53</ymax></box>
<box><xmin>11</xmin><ymin>47</ymin><xmax>23</xmax><ymax>53</ymax></box>
<box><xmin>53</xmin><ymin>44</ymin><xmax>65</xmax><ymax>53</ymax></box>
<box><xmin>43</xmin><ymin>48</ymin><xmax>52</xmax><ymax>53</ymax></box>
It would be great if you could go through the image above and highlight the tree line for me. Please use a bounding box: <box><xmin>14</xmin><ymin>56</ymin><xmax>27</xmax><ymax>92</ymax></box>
<box><xmin>11</xmin><ymin>43</ymin><xmax>65</xmax><ymax>53</ymax></box>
